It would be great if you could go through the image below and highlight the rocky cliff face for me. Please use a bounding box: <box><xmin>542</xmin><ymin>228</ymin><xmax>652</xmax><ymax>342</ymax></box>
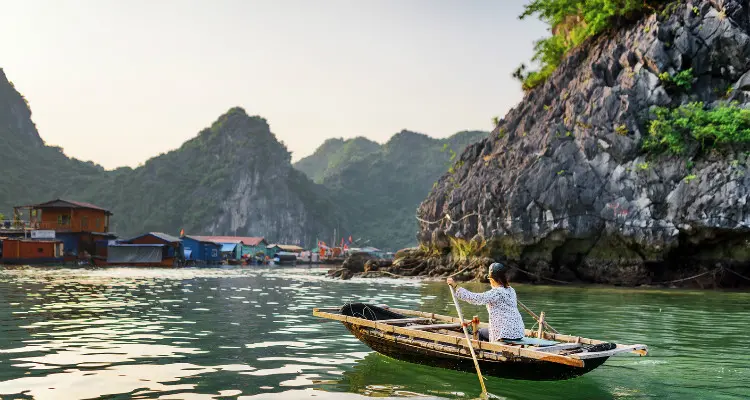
<box><xmin>76</xmin><ymin>108</ymin><xmax>343</xmax><ymax>244</ymax></box>
<box><xmin>201</xmin><ymin>109</ymin><xmax>342</xmax><ymax>244</ymax></box>
<box><xmin>0</xmin><ymin>68</ymin><xmax>43</xmax><ymax>147</ymax></box>
<box><xmin>418</xmin><ymin>0</ymin><xmax>750</xmax><ymax>286</ymax></box>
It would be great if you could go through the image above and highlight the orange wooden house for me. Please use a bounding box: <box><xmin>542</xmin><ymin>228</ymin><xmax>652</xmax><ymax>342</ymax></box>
<box><xmin>16</xmin><ymin>199</ymin><xmax>112</xmax><ymax>233</ymax></box>
<box><xmin>13</xmin><ymin>199</ymin><xmax>116</xmax><ymax>261</ymax></box>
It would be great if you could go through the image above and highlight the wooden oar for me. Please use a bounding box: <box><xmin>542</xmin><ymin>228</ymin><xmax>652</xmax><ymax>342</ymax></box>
<box><xmin>448</xmin><ymin>285</ymin><xmax>488</xmax><ymax>399</ymax></box>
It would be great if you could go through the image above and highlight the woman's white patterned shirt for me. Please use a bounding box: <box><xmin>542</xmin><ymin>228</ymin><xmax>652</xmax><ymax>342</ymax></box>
<box><xmin>455</xmin><ymin>286</ymin><xmax>525</xmax><ymax>341</ymax></box>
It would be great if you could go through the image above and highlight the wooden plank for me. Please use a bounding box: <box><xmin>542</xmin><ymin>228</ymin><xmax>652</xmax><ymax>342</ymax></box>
<box><xmin>367</xmin><ymin>329</ymin><xmax>508</xmax><ymax>362</ymax></box>
<box><xmin>537</xmin><ymin>331</ymin><xmax>604</xmax><ymax>345</ymax></box>
<box><xmin>385</xmin><ymin>307</ymin><xmax>458</xmax><ymax>323</ymax></box>
<box><xmin>531</xmin><ymin>343</ymin><xmax>582</xmax><ymax>353</ymax></box>
<box><xmin>313</xmin><ymin>307</ymin><xmax>342</xmax><ymax>312</ymax></box>
<box><xmin>384</xmin><ymin>323</ymin><xmax>584</xmax><ymax>367</ymax></box>
<box><xmin>408</xmin><ymin>323</ymin><xmax>462</xmax><ymax>330</ymax></box>
<box><xmin>378</xmin><ymin>317</ymin><xmax>432</xmax><ymax>324</ymax></box>
<box><xmin>572</xmin><ymin>344</ymin><xmax>648</xmax><ymax>360</ymax></box>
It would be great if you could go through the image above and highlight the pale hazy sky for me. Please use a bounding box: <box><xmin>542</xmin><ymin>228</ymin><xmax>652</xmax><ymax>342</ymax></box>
<box><xmin>1</xmin><ymin>0</ymin><xmax>546</xmax><ymax>169</ymax></box>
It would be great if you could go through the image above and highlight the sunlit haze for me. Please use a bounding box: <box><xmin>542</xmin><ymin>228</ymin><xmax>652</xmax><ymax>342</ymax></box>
<box><xmin>1</xmin><ymin>0</ymin><xmax>546</xmax><ymax>169</ymax></box>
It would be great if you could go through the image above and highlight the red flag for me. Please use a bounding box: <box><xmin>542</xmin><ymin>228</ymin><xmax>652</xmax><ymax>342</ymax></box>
<box><xmin>180</xmin><ymin>229</ymin><xmax>184</xmax><ymax>237</ymax></box>
<box><xmin>341</xmin><ymin>238</ymin><xmax>344</xmax><ymax>247</ymax></box>
<box><xmin>348</xmin><ymin>235</ymin><xmax>352</xmax><ymax>243</ymax></box>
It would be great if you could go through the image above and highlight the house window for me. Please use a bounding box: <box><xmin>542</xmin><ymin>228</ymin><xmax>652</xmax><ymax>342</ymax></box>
<box><xmin>81</xmin><ymin>216</ymin><xmax>89</xmax><ymax>229</ymax></box>
<box><xmin>38</xmin><ymin>247</ymin><xmax>44</xmax><ymax>254</ymax></box>
<box><xmin>57</xmin><ymin>215</ymin><xmax>70</xmax><ymax>226</ymax></box>
<box><xmin>212</xmin><ymin>249</ymin><xmax>218</xmax><ymax>258</ymax></box>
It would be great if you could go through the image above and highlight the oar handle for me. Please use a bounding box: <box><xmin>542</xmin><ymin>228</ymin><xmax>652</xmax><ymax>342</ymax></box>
<box><xmin>448</xmin><ymin>284</ymin><xmax>488</xmax><ymax>398</ymax></box>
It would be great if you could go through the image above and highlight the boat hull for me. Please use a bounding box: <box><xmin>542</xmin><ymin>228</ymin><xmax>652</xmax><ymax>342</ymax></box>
<box><xmin>344</xmin><ymin>322</ymin><xmax>609</xmax><ymax>381</ymax></box>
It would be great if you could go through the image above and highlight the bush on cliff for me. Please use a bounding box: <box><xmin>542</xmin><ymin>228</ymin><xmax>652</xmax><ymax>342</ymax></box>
<box><xmin>517</xmin><ymin>0</ymin><xmax>669</xmax><ymax>90</ymax></box>
<box><xmin>644</xmin><ymin>102</ymin><xmax>750</xmax><ymax>154</ymax></box>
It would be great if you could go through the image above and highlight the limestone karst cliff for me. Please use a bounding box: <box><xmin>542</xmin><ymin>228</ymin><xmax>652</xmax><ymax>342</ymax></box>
<box><xmin>417</xmin><ymin>0</ymin><xmax>750</xmax><ymax>286</ymax></box>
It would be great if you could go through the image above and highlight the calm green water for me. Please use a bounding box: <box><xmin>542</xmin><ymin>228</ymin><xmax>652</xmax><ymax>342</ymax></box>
<box><xmin>0</xmin><ymin>266</ymin><xmax>747</xmax><ymax>400</ymax></box>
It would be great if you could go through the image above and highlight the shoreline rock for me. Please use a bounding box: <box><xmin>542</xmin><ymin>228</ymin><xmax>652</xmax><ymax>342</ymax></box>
<box><xmin>330</xmin><ymin>251</ymin><xmax>748</xmax><ymax>289</ymax></box>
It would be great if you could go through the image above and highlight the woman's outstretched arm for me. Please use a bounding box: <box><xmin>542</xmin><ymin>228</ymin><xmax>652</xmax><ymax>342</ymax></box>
<box><xmin>447</xmin><ymin>277</ymin><xmax>495</xmax><ymax>305</ymax></box>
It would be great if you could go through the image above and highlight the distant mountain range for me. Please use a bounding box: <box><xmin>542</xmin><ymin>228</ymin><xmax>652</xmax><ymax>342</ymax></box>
<box><xmin>0</xmin><ymin>69</ymin><xmax>341</xmax><ymax>245</ymax></box>
<box><xmin>0</xmin><ymin>67</ymin><xmax>486</xmax><ymax>249</ymax></box>
<box><xmin>294</xmin><ymin>130</ymin><xmax>487</xmax><ymax>249</ymax></box>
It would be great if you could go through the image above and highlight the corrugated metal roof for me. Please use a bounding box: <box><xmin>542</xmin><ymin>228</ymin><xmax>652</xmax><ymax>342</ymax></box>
<box><xmin>267</xmin><ymin>244</ymin><xmax>305</xmax><ymax>252</ymax></box>
<box><xmin>28</xmin><ymin>199</ymin><xmax>113</xmax><ymax>214</ymax></box>
<box><xmin>138</xmin><ymin>232</ymin><xmax>181</xmax><ymax>243</ymax></box>
<box><xmin>190</xmin><ymin>236</ymin><xmax>266</xmax><ymax>246</ymax></box>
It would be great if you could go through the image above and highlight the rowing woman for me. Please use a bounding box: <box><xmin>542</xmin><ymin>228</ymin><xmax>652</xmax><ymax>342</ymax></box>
<box><xmin>446</xmin><ymin>262</ymin><xmax>525</xmax><ymax>342</ymax></box>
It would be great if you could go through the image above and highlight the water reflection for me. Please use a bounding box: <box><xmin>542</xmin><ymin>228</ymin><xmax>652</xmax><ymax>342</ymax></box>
<box><xmin>0</xmin><ymin>266</ymin><xmax>747</xmax><ymax>399</ymax></box>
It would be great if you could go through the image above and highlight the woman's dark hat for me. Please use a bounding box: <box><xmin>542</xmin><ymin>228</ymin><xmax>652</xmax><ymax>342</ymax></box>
<box><xmin>489</xmin><ymin>262</ymin><xmax>506</xmax><ymax>275</ymax></box>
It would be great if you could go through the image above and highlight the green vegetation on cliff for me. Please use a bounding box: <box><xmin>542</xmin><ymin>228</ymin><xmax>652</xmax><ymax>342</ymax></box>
<box><xmin>296</xmin><ymin>130</ymin><xmax>487</xmax><ymax>250</ymax></box>
<box><xmin>645</xmin><ymin>102</ymin><xmax>750</xmax><ymax>154</ymax></box>
<box><xmin>516</xmin><ymin>0</ymin><xmax>669</xmax><ymax>90</ymax></box>
<box><xmin>0</xmin><ymin>68</ymin><xmax>108</xmax><ymax>214</ymax></box>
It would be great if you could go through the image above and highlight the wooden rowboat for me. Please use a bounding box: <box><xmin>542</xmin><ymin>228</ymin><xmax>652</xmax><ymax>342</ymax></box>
<box><xmin>313</xmin><ymin>303</ymin><xmax>648</xmax><ymax>381</ymax></box>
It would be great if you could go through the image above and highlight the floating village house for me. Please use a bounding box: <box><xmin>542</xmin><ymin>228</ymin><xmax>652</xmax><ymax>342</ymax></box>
<box><xmin>187</xmin><ymin>236</ymin><xmax>268</xmax><ymax>261</ymax></box>
<box><xmin>266</xmin><ymin>244</ymin><xmax>304</xmax><ymax>257</ymax></box>
<box><xmin>0</xmin><ymin>237</ymin><xmax>64</xmax><ymax>265</ymax></box>
<box><xmin>5</xmin><ymin>199</ymin><xmax>116</xmax><ymax>263</ymax></box>
<box><xmin>181</xmin><ymin>236</ymin><xmax>223</xmax><ymax>265</ymax></box>
<box><xmin>107</xmin><ymin>232</ymin><xmax>184</xmax><ymax>267</ymax></box>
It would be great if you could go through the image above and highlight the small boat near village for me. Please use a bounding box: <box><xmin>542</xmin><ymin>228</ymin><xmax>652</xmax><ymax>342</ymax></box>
<box><xmin>314</xmin><ymin>303</ymin><xmax>648</xmax><ymax>381</ymax></box>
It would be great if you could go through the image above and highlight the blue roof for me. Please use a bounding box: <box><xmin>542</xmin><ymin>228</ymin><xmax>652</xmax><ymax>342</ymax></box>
<box><xmin>221</xmin><ymin>243</ymin><xmax>238</xmax><ymax>252</ymax></box>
